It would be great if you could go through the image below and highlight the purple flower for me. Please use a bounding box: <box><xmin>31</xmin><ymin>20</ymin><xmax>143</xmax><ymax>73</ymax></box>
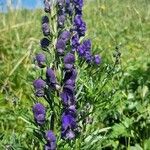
<box><xmin>58</xmin><ymin>14</ymin><xmax>66</xmax><ymax>27</ymax></box>
<box><xmin>66</xmin><ymin>6</ymin><xmax>74</xmax><ymax>16</ymax></box>
<box><xmin>64</xmin><ymin>53</ymin><xmax>75</xmax><ymax>70</ymax></box>
<box><xmin>42</xmin><ymin>23</ymin><xmax>50</xmax><ymax>36</ymax></box>
<box><xmin>32</xmin><ymin>103</ymin><xmax>46</xmax><ymax>125</ymax></box>
<box><xmin>44</xmin><ymin>131</ymin><xmax>56</xmax><ymax>150</ymax></box>
<box><xmin>71</xmin><ymin>33</ymin><xmax>80</xmax><ymax>51</ymax></box>
<box><xmin>77</xmin><ymin>39</ymin><xmax>93</xmax><ymax>62</ymax></box>
<box><xmin>83</xmin><ymin>39</ymin><xmax>91</xmax><ymax>50</ymax></box>
<box><xmin>45</xmin><ymin>130</ymin><xmax>56</xmax><ymax>142</ymax></box>
<box><xmin>35</xmin><ymin>53</ymin><xmax>46</xmax><ymax>68</ymax></box>
<box><xmin>44</xmin><ymin>0</ymin><xmax>51</xmax><ymax>13</ymax></box>
<box><xmin>65</xmin><ymin>0</ymin><xmax>74</xmax><ymax>16</ymax></box>
<box><xmin>45</xmin><ymin>142</ymin><xmax>56</xmax><ymax>150</ymax></box>
<box><xmin>77</xmin><ymin>44</ymin><xmax>85</xmax><ymax>56</ymax></box>
<box><xmin>61</xmin><ymin>69</ymin><xmax>77</xmax><ymax>106</ymax></box>
<box><xmin>84</xmin><ymin>51</ymin><xmax>93</xmax><ymax>63</ymax></box>
<box><xmin>64</xmin><ymin>69</ymin><xmax>77</xmax><ymax>83</ymax></box>
<box><xmin>65</xmin><ymin>130</ymin><xmax>75</xmax><ymax>140</ymax></box>
<box><xmin>64</xmin><ymin>53</ymin><xmax>75</xmax><ymax>64</ymax></box>
<box><xmin>73</xmin><ymin>0</ymin><xmax>83</xmax><ymax>15</ymax></box>
<box><xmin>40</xmin><ymin>38</ymin><xmax>50</xmax><ymax>49</ymax></box>
<box><xmin>60</xmin><ymin>87</ymin><xmax>75</xmax><ymax>106</ymax></box>
<box><xmin>74</xmin><ymin>15</ymin><xmax>86</xmax><ymax>37</ymax></box>
<box><xmin>73</xmin><ymin>0</ymin><xmax>83</xmax><ymax>8</ymax></box>
<box><xmin>42</xmin><ymin>16</ymin><xmax>49</xmax><ymax>24</ymax></box>
<box><xmin>57</xmin><ymin>0</ymin><xmax>65</xmax><ymax>8</ymax></box>
<box><xmin>62</xmin><ymin>113</ymin><xmax>76</xmax><ymax>130</ymax></box>
<box><xmin>46</xmin><ymin>68</ymin><xmax>57</xmax><ymax>88</ymax></box>
<box><xmin>33</xmin><ymin>79</ymin><xmax>46</xmax><ymax>97</ymax></box>
<box><xmin>56</xmin><ymin>39</ymin><xmax>66</xmax><ymax>55</ymax></box>
<box><xmin>93</xmin><ymin>55</ymin><xmax>101</xmax><ymax>65</ymax></box>
<box><xmin>59</xmin><ymin>30</ymin><xmax>71</xmax><ymax>42</ymax></box>
<box><xmin>61</xmin><ymin>112</ymin><xmax>76</xmax><ymax>139</ymax></box>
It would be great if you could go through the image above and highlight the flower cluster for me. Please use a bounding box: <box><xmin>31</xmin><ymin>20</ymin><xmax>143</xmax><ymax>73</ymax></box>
<box><xmin>71</xmin><ymin>0</ymin><xmax>101</xmax><ymax>64</ymax></box>
<box><xmin>32</xmin><ymin>1</ymin><xmax>57</xmax><ymax>149</ymax></box>
<box><xmin>31</xmin><ymin>0</ymin><xmax>101</xmax><ymax>149</ymax></box>
<box><xmin>61</xmin><ymin>56</ymin><xmax>77</xmax><ymax>139</ymax></box>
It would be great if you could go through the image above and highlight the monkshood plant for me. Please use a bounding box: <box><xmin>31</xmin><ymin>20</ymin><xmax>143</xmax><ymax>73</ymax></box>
<box><xmin>30</xmin><ymin>0</ymin><xmax>101</xmax><ymax>149</ymax></box>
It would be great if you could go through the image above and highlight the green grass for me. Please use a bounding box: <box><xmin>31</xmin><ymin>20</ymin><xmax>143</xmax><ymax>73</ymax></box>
<box><xmin>0</xmin><ymin>0</ymin><xmax>150</xmax><ymax>149</ymax></box>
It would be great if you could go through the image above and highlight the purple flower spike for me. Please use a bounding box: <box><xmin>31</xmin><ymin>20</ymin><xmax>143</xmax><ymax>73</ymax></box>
<box><xmin>74</xmin><ymin>15</ymin><xmax>83</xmax><ymax>26</ymax></box>
<box><xmin>46</xmin><ymin>68</ymin><xmax>57</xmax><ymax>88</ymax></box>
<box><xmin>93</xmin><ymin>55</ymin><xmax>101</xmax><ymax>65</ymax></box>
<box><xmin>33</xmin><ymin>79</ymin><xmax>46</xmax><ymax>97</ymax></box>
<box><xmin>44</xmin><ymin>0</ymin><xmax>51</xmax><ymax>13</ymax></box>
<box><xmin>40</xmin><ymin>38</ymin><xmax>50</xmax><ymax>49</ymax></box>
<box><xmin>60</xmin><ymin>30</ymin><xmax>71</xmax><ymax>42</ymax></box>
<box><xmin>32</xmin><ymin>103</ymin><xmax>46</xmax><ymax>125</ymax></box>
<box><xmin>56</xmin><ymin>39</ymin><xmax>66</xmax><ymax>55</ymax></box>
<box><xmin>42</xmin><ymin>23</ymin><xmax>50</xmax><ymax>36</ymax></box>
<box><xmin>35</xmin><ymin>53</ymin><xmax>46</xmax><ymax>68</ymax></box>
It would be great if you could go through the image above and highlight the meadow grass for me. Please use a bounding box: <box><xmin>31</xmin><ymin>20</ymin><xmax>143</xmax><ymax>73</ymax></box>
<box><xmin>0</xmin><ymin>0</ymin><xmax>150</xmax><ymax>149</ymax></box>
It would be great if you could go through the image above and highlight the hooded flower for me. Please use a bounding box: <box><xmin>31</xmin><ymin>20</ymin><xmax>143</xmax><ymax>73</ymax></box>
<box><xmin>45</xmin><ymin>131</ymin><xmax>56</xmax><ymax>150</ymax></box>
<box><xmin>58</xmin><ymin>14</ymin><xmax>66</xmax><ymax>28</ymax></box>
<box><xmin>35</xmin><ymin>53</ymin><xmax>46</xmax><ymax>68</ymax></box>
<box><xmin>64</xmin><ymin>53</ymin><xmax>75</xmax><ymax>70</ymax></box>
<box><xmin>42</xmin><ymin>16</ymin><xmax>49</xmax><ymax>24</ymax></box>
<box><xmin>61</xmin><ymin>111</ymin><xmax>76</xmax><ymax>139</ymax></box>
<box><xmin>42</xmin><ymin>23</ymin><xmax>50</xmax><ymax>36</ymax></box>
<box><xmin>33</xmin><ymin>103</ymin><xmax>46</xmax><ymax>125</ymax></box>
<box><xmin>74</xmin><ymin>15</ymin><xmax>86</xmax><ymax>37</ymax></box>
<box><xmin>40</xmin><ymin>38</ymin><xmax>50</xmax><ymax>49</ymax></box>
<box><xmin>57</xmin><ymin>0</ymin><xmax>65</xmax><ymax>8</ymax></box>
<box><xmin>71</xmin><ymin>33</ymin><xmax>80</xmax><ymax>51</ymax></box>
<box><xmin>46</xmin><ymin>68</ymin><xmax>57</xmax><ymax>88</ymax></box>
<box><xmin>44</xmin><ymin>0</ymin><xmax>51</xmax><ymax>13</ymax></box>
<box><xmin>77</xmin><ymin>39</ymin><xmax>93</xmax><ymax>62</ymax></box>
<box><xmin>33</xmin><ymin>79</ymin><xmax>46</xmax><ymax>97</ymax></box>
<box><xmin>56</xmin><ymin>39</ymin><xmax>66</xmax><ymax>55</ymax></box>
<box><xmin>59</xmin><ymin>30</ymin><xmax>71</xmax><ymax>42</ymax></box>
<box><xmin>93</xmin><ymin>55</ymin><xmax>101</xmax><ymax>65</ymax></box>
<box><xmin>73</xmin><ymin>0</ymin><xmax>83</xmax><ymax>15</ymax></box>
<box><xmin>60</xmin><ymin>86</ymin><xmax>75</xmax><ymax>106</ymax></box>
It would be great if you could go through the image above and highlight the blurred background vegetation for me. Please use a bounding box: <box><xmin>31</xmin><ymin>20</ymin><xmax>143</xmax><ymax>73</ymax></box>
<box><xmin>0</xmin><ymin>0</ymin><xmax>150</xmax><ymax>149</ymax></box>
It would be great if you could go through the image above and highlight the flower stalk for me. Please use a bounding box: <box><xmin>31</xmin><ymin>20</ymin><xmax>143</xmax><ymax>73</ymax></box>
<box><xmin>31</xmin><ymin>0</ymin><xmax>101</xmax><ymax>149</ymax></box>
